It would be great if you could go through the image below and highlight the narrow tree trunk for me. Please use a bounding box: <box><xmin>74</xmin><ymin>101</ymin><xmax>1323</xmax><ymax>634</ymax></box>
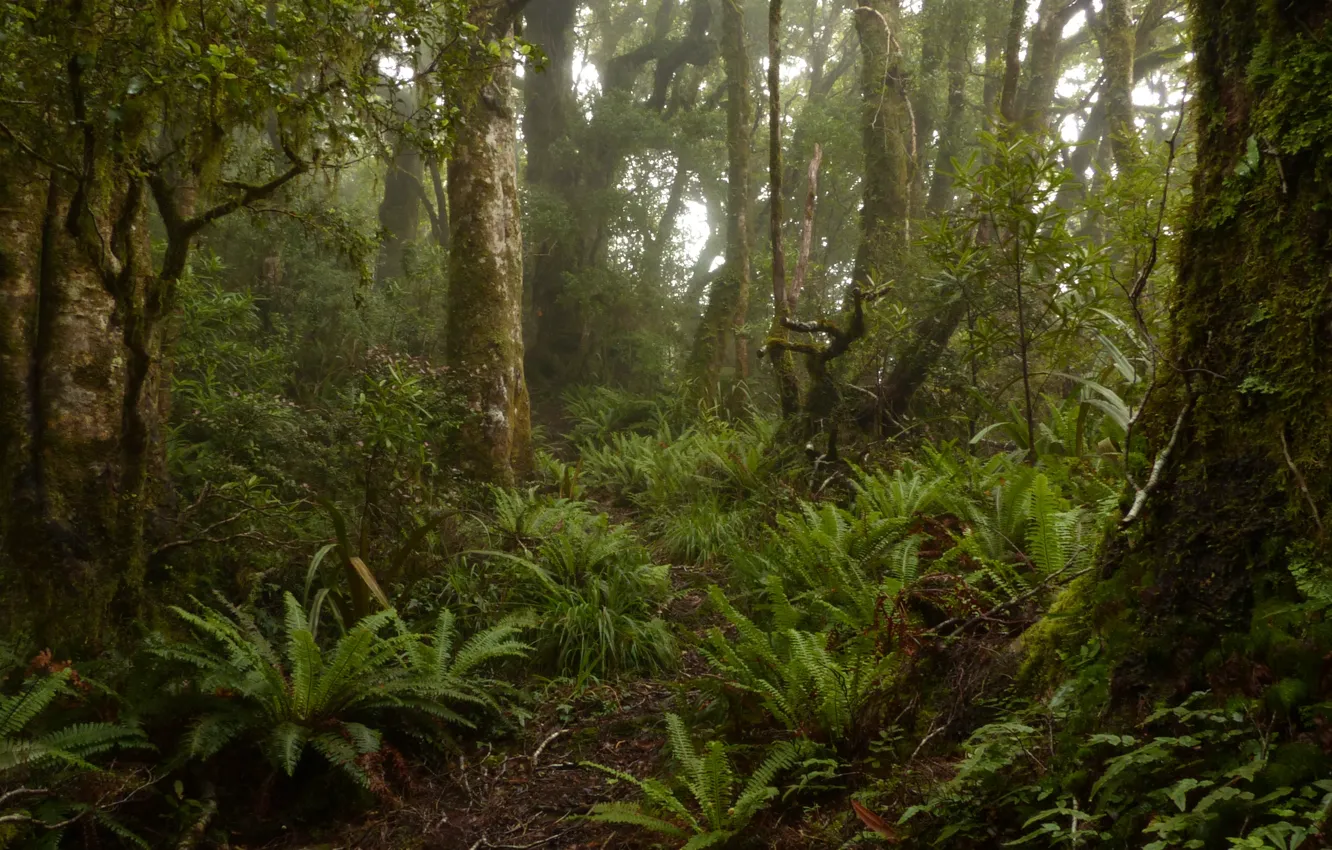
<box><xmin>446</xmin><ymin>7</ymin><xmax>532</xmax><ymax>485</ymax></box>
<box><xmin>689</xmin><ymin>0</ymin><xmax>751</xmax><ymax>404</ymax></box>
<box><xmin>1095</xmin><ymin>0</ymin><xmax>1138</xmax><ymax>169</ymax></box>
<box><xmin>766</xmin><ymin>0</ymin><xmax>801</xmax><ymax>417</ymax></box>
<box><xmin>926</xmin><ymin>0</ymin><xmax>978</xmax><ymax>213</ymax></box>
<box><xmin>1109</xmin><ymin>0</ymin><xmax>1332</xmax><ymax>679</ymax></box>
<box><xmin>998</xmin><ymin>0</ymin><xmax>1027</xmax><ymax>123</ymax></box>
<box><xmin>376</xmin><ymin>145</ymin><xmax>423</xmax><ymax>283</ymax></box>
<box><xmin>852</xmin><ymin>0</ymin><xmax>911</xmax><ymax>289</ymax></box>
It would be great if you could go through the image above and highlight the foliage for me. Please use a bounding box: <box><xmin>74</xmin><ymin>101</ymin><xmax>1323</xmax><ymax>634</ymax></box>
<box><xmin>152</xmin><ymin>593</ymin><xmax>527</xmax><ymax>788</ymax></box>
<box><xmin>700</xmin><ymin>587</ymin><xmax>896</xmax><ymax>741</ymax></box>
<box><xmin>583</xmin><ymin>713</ymin><xmax>808</xmax><ymax>848</ymax></box>
<box><xmin>0</xmin><ymin>666</ymin><xmax>149</xmax><ymax>848</ymax></box>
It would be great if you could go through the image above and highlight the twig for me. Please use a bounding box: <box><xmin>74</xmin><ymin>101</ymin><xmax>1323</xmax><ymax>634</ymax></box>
<box><xmin>530</xmin><ymin>728</ymin><xmax>568</xmax><ymax>770</ymax></box>
<box><xmin>1121</xmin><ymin>394</ymin><xmax>1195</xmax><ymax>527</ymax></box>
<box><xmin>1279</xmin><ymin>427</ymin><xmax>1324</xmax><ymax>538</ymax></box>
<box><xmin>929</xmin><ymin>563</ymin><xmax>1094</xmax><ymax>638</ymax></box>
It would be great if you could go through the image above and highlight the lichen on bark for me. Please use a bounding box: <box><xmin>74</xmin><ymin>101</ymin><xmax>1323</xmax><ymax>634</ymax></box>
<box><xmin>446</xmin><ymin>4</ymin><xmax>533</xmax><ymax>485</ymax></box>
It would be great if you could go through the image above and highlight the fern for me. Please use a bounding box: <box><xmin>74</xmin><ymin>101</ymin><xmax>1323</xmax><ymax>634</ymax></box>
<box><xmin>584</xmin><ymin>713</ymin><xmax>806</xmax><ymax>846</ymax></box>
<box><xmin>155</xmin><ymin>592</ymin><xmax>528</xmax><ymax>787</ymax></box>
<box><xmin>701</xmin><ymin>587</ymin><xmax>895</xmax><ymax>740</ymax></box>
<box><xmin>0</xmin><ymin>668</ymin><xmax>149</xmax><ymax>847</ymax></box>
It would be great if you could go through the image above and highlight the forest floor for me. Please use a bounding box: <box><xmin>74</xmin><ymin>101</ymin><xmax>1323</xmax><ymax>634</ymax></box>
<box><xmin>263</xmin><ymin>576</ymin><xmax>836</xmax><ymax>850</ymax></box>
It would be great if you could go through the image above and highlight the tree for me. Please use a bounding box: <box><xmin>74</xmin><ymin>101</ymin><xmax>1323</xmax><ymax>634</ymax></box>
<box><xmin>689</xmin><ymin>0</ymin><xmax>751</xmax><ymax>403</ymax></box>
<box><xmin>1112</xmin><ymin>0</ymin><xmax>1332</xmax><ymax>673</ymax></box>
<box><xmin>852</xmin><ymin>0</ymin><xmax>911</xmax><ymax>289</ymax></box>
<box><xmin>0</xmin><ymin>0</ymin><xmax>475</xmax><ymax>650</ymax></box>
<box><xmin>446</xmin><ymin>0</ymin><xmax>533</xmax><ymax>485</ymax></box>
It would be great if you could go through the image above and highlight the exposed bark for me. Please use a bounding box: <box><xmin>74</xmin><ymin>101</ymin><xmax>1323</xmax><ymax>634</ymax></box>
<box><xmin>1106</xmin><ymin>0</ymin><xmax>1332</xmax><ymax>678</ymax></box>
<box><xmin>981</xmin><ymin>0</ymin><xmax>1010</xmax><ymax>121</ymax></box>
<box><xmin>1018</xmin><ymin>0</ymin><xmax>1086</xmax><ymax>131</ymax></box>
<box><xmin>446</xmin><ymin>3</ymin><xmax>533</xmax><ymax>485</ymax></box>
<box><xmin>999</xmin><ymin>0</ymin><xmax>1028</xmax><ymax>122</ymax></box>
<box><xmin>689</xmin><ymin>0</ymin><xmax>751</xmax><ymax>402</ymax></box>
<box><xmin>768</xmin><ymin>285</ymin><xmax>890</xmax><ymax>457</ymax></box>
<box><xmin>852</xmin><ymin>0</ymin><xmax>911</xmax><ymax>289</ymax></box>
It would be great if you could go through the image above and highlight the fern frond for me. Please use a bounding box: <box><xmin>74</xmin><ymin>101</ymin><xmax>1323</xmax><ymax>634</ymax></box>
<box><xmin>584</xmin><ymin>802</ymin><xmax>689</xmax><ymax>838</ymax></box>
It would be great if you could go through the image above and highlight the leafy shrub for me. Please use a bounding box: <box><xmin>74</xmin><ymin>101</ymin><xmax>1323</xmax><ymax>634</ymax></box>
<box><xmin>153</xmin><ymin>593</ymin><xmax>527</xmax><ymax>788</ymax></box>
<box><xmin>899</xmin><ymin>692</ymin><xmax>1332</xmax><ymax>849</ymax></box>
<box><xmin>584</xmin><ymin>713</ymin><xmax>807</xmax><ymax>848</ymax></box>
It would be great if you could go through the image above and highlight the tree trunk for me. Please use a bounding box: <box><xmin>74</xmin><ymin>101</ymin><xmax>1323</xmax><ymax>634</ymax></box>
<box><xmin>0</xmin><ymin>160</ymin><xmax>162</xmax><ymax>652</ymax></box>
<box><xmin>926</xmin><ymin>0</ymin><xmax>978</xmax><ymax>214</ymax></box>
<box><xmin>521</xmin><ymin>0</ymin><xmax>585</xmax><ymax>389</ymax></box>
<box><xmin>1109</xmin><ymin>0</ymin><xmax>1332</xmax><ymax>681</ymax></box>
<box><xmin>852</xmin><ymin>0</ymin><xmax>911</xmax><ymax>289</ymax></box>
<box><xmin>446</xmin><ymin>6</ymin><xmax>532</xmax><ymax>485</ymax></box>
<box><xmin>1017</xmin><ymin>0</ymin><xmax>1081</xmax><ymax>131</ymax></box>
<box><xmin>1094</xmin><ymin>0</ymin><xmax>1139</xmax><ymax>169</ymax></box>
<box><xmin>689</xmin><ymin>0</ymin><xmax>751</xmax><ymax>404</ymax></box>
<box><xmin>376</xmin><ymin>144</ymin><xmax>424</xmax><ymax>283</ymax></box>
<box><xmin>765</xmin><ymin>0</ymin><xmax>801</xmax><ymax>418</ymax></box>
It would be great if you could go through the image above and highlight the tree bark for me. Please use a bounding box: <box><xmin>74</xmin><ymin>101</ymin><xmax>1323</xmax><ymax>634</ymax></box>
<box><xmin>763</xmin><ymin>0</ymin><xmax>802</xmax><ymax>418</ymax></box>
<box><xmin>852</xmin><ymin>0</ymin><xmax>911</xmax><ymax>289</ymax></box>
<box><xmin>376</xmin><ymin>144</ymin><xmax>424</xmax><ymax>283</ymax></box>
<box><xmin>926</xmin><ymin>0</ymin><xmax>979</xmax><ymax>213</ymax></box>
<box><xmin>446</xmin><ymin>3</ymin><xmax>533</xmax><ymax>485</ymax></box>
<box><xmin>1094</xmin><ymin>0</ymin><xmax>1139</xmax><ymax>169</ymax></box>
<box><xmin>1108</xmin><ymin>0</ymin><xmax>1332</xmax><ymax>681</ymax></box>
<box><xmin>521</xmin><ymin>0</ymin><xmax>585</xmax><ymax>388</ymax></box>
<box><xmin>0</xmin><ymin>158</ymin><xmax>162</xmax><ymax>652</ymax></box>
<box><xmin>689</xmin><ymin>0</ymin><xmax>751</xmax><ymax>403</ymax></box>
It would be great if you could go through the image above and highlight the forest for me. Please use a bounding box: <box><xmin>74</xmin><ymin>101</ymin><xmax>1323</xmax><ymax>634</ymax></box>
<box><xmin>1</xmin><ymin>0</ymin><xmax>1329</xmax><ymax>846</ymax></box>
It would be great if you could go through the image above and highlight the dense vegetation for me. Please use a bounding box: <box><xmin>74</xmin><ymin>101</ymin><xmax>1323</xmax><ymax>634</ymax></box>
<box><xmin>1</xmin><ymin>0</ymin><xmax>1330</xmax><ymax>847</ymax></box>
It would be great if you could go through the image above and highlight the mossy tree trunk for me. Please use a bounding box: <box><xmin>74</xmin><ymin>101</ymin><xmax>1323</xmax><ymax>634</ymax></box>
<box><xmin>446</xmin><ymin>2</ymin><xmax>533</xmax><ymax>485</ymax></box>
<box><xmin>689</xmin><ymin>0</ymin><xmax>751</xmax><ymax>404</ymax></box>
<box><xmin>926</xmin><ymin>0</ymin><xmax>979</xmax><ymax>213</ymax></box>
<box><xmin>766</xmin><ymin>0</ymin><xmax>801</xmax><ymax>418</ymax></box>
<box><xmin>1093</xmin><ymin>0</ymin><xmax>1139</xmax><ymax>169</ymax></box>
<box><xmin>852</xmin><ymin>0</ymin><xmax>911</xmax><ymax>290</ymax></box>
<box><xmin>1111</xmin><ymin>0</ymin><xmax>1332</xmax><ymax>677</ymax></box>
<box><xmin>0</xmin><ymin>159</ymin><xmax>162</xmax><ymax>651</ymax></box>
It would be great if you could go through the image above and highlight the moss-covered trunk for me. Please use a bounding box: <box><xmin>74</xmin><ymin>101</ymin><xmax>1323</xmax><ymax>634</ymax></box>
<box><xmin>852</xmin><ymin>0</ymin><xmax>910</xmax><ymax>289</ymax></box>
<box><xmin>689</xmin><ymin>0</ymin><xmax>751</xmax><ymax>403</ymax></box>
<box><xmin>1094</xmin><ymin>0</ymin><xmax>1138</xmax><ymax>169</ymax></box>
<box><xmin>446</xmin><ymin>7</ymin><xmax>532</xmax><ymax>485</ymax></box>
<box><xmin>1111</xmin><ymin>0</ymin><xmax>1332</xmax><ymax>680</ymax></box>
<box><xmin>0</xmin><ymin>160</ymin><xmax>162</xmax><ymax>652</ymax></box>
<box><xmin>766</xmin><ymin>0</ymin><xmax>801</xmax><ymax>418</ymax></box>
